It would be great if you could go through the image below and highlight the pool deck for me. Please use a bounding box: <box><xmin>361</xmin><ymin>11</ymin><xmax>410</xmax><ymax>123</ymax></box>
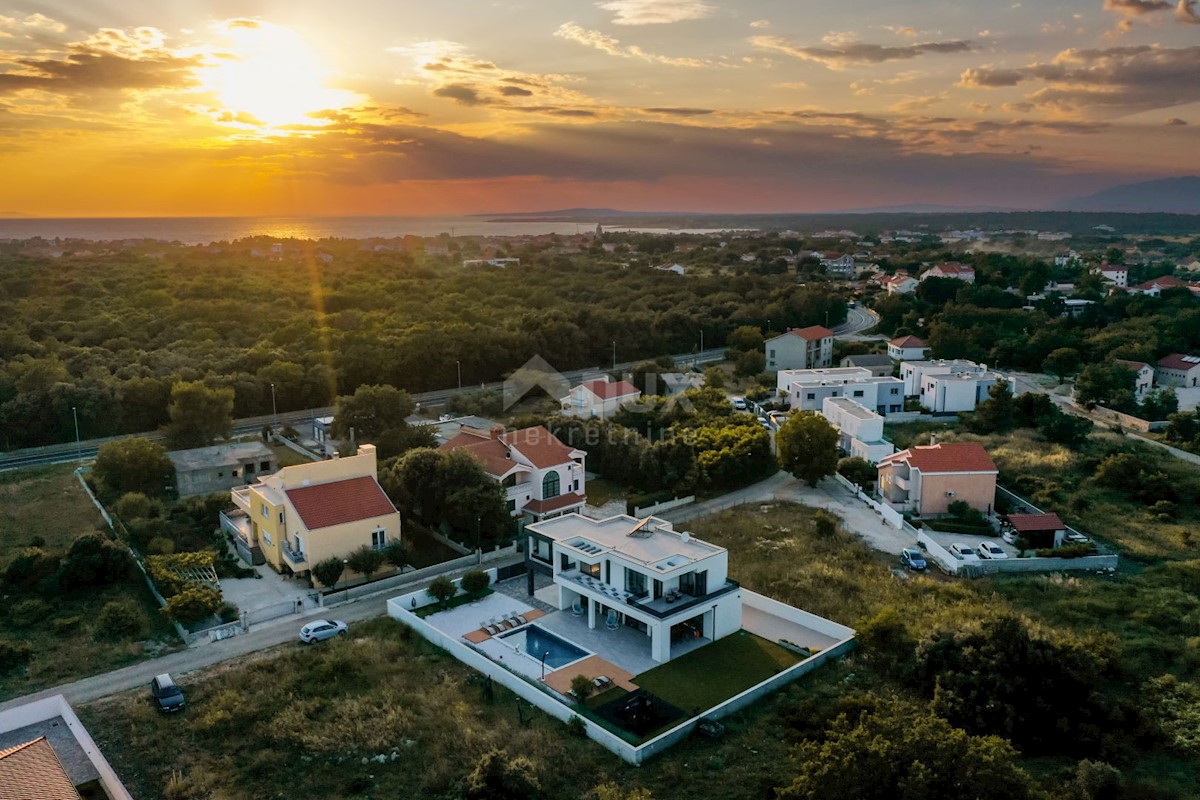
<box><xmin>463</xmin><ymin>609</ymin><xmax>545</xmax><ymax>643</ymax></box>
<box><xmin>543</xmin><ymin>655</ymin><xmax>636</xmax><ymax>696</ymax></box>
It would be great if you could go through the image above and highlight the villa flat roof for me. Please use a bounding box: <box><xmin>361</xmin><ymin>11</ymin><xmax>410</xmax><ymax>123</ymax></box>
<box><xmin>527</xmin><ymin>513</ymin><xmax>721</xmax><ymax>569</ymax></box>
<box><xmin>824</xmin><ymin>396</ymin><xmax>878</xmax><ymax>420</ymax></box>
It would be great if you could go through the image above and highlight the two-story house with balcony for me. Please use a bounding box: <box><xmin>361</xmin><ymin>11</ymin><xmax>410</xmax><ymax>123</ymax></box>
<box><xmin>778</xmin><ymin>367</ymin><xmax>905</xmax><ymax>415</ymax></box>
<box><xmin>524</xmin><ymin>514</ymin><xmax>742</xmax><ymax>664</ymax></box>
<box><xmin>440</xmin><ymin>425</ymin><xmax>587</xmax><ymax>521</ymax></box>
<box><xmin>877</xmin><ymin>441</ymin><xmax>997</xmax><ymax>517</ymax></box>
<box><xmin>222</xmin><ymin>444</ymin><xmax>401</xmax><ymax>585</ymax></box>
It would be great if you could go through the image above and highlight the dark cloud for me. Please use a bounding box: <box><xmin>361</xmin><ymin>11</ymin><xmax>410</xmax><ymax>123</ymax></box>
<box><xmin>500</xmin><ymin>85</ymin><xmax>534</xmax><ymax>97</ymax></box>
<box><xmin>512</xmin><ymin>106</ymin><xmax>598</xmax><ymax>117</ymax></box>
<box><xmin>1104</xmin><ymin>0</ymin><xmax>1171</xmax><ymax>16</ymax></box>
<box><xmin>432</xmin><ymin>83</ymin><xmax>487</xmax><ymax>106</ymax></box>
<box><xmin>0</xmin><ymin>47</ymin><xmax>200</xmax><ymax>95</ymax></box>
<box><xmin>751</xmin><ymin>35</ymin><xmax>972</xmax><ymax>68</ymax></box>
<box><xmin>641</xmin><ymin>107</ymin><xmax>714</xmax><ymax>116</ymax></box>
<box><xmin>958</xmin><ymin>46</ymin><xmax>1200</xmax><ymax>114</ymax></box>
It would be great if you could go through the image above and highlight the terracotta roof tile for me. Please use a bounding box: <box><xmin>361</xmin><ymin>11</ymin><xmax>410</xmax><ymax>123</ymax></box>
<box><xmin>524</xmin><ymin>492</ymin><xmax>586</xmax><ymax>514</ymax></box>
<box><xmin>285</xmin><ymin>475</ymin><xmax>397</xmax><ymax>530</ymax></box>
<box><xmin>788</xmin><ymin>325</ymin><xmax>834</xmax><ymax>341</ymax></box>
<box><xmin>440</xmin><ymin>433</ymin><xmax>523</xmax><ymax>477</ymax></box>
<box><xmin>1157</xmin><ymin>353</ymin><xmax>1200</xmax><ymax>371</ymax></box>
<box><xmin>0</xmin><ymin>738</ymin><xmax>81</xmax><ymax>800</ymax></box>
<box><xmin>582</xmin><ymin>379</ymin><xmax>640</xmax><ymax>400</ymax></box>
<box><xmin>502</xmin><ymin>426</ymin><xmax>580</xmax><ymax>470</ymax></box>
<box><xmin>880</xmin><ymin>442</ymin><xmax>997</xmax><ymax>473</ymax></box>
<box><xmin>1006</xmin><ymin>513</ymin><xmax>1066</xmax><ymax>532</ymax></box>
<box><xmin>1135</xmin><ymin>275</ymin><xmax>1186</xmax><ymax>290</ymax></box>
<box><xmin>889</xmin><ymin>335</ymin><xmax>926</xmax><ymax>348</ymax></box>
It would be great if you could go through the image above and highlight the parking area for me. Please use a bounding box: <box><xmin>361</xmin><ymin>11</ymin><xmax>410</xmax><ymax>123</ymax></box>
<box><xmin>920</xmin><ymin>529</ymin><xmax>1017</xmax><ymax>561</ymax></box>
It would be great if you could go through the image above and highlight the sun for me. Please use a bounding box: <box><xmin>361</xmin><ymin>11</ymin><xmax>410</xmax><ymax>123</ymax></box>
<box><xmin>201</xmin><ymin>21</ymin><xmax>358</xmax><ymax>131</ymax></box>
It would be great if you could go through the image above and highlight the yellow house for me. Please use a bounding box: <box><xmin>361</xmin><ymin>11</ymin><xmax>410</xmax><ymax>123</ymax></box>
<box><xmin>229</xmin><ymin>444</ymin><xmax>401</xmax><ymax>585</ymax></box>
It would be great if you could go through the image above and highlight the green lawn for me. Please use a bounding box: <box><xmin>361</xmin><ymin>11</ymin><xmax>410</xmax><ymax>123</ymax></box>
<box><xmin>415</xmin><ymin>588</ymin><xmax>493</xmax><ymax>617</ymax></box>
<box><xmin>633</xmin><ymin>630</ymin><xmax>801</xmax><ymax>715</ymax></box>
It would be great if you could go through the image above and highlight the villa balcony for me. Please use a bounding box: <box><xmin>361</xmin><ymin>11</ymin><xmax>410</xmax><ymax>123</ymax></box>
<box><xmin>281</xmin><ymin>541</ymin><xmax>309</xmax><ymax>571</ymax></box>
<box><xmin>219</xmin><ymin>508</ymin><xmax>264</xmax><ymax>566</ymax></box>
<box><xmin>559</xmin><ymin>570</ymin><xmax>740</xmax><ymax>620</ymax></box>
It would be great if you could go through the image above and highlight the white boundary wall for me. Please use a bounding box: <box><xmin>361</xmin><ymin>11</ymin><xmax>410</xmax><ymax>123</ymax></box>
<box><xmin>834</xmin><ymin>473</ymin><xmax>906</xmax><ymax>529</ymax></box>
<box><xmin>633</xmin><ymin>495</ymin><xmax>696</xmax><ymax>518</ymax></box>
<box><xmin>0</xmin><ymin>695</ymin><xmax>134</xmax><ymax>800</ymax></box>
<box><xmin>387</xmin><ymin>582</ymin><xmax>855</xmax><ymax>764</ymax></box>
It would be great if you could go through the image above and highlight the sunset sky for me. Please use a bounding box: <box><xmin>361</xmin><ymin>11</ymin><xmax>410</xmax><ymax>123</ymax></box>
<box><xmin>1</xmin><ymin>0</ymin><xmax>1197</xmax><ymax>216</ymax></box>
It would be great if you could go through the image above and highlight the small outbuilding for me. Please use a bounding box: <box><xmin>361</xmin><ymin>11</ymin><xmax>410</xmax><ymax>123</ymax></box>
<box><xmin>169</xmin><ymin>441</ymin><xmax>278</xmax><ymax>498</ymax></box>
<box><xmin>1002</xmin><ymin>512</ymin><xmax>1067</xmax><ymax>549</ymax></box>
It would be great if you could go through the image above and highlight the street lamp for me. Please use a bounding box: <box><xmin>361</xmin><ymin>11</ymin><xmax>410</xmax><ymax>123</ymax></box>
<box><xmin>457</xmin><ymin>360</ymin><xmax>462</xmax><ymax>390</ymax></box>
<box><xmin>611</xmin><ymin>340</ymin><xmax>616</xmax><ymax>371</ymax></box>
<box><xmin>270</xmin><ymin>383</ymin><xmax>277</xmax><ymax>431</ymax></box>
<box><xmin>72</xmin><ymin>406</ymin><xmax>81</xmax><ymax>463</ymax></box>
<box><xmin>541</xmin><ymin>650</ymin><xmax>550</xmax><ymax>680</ymax></box>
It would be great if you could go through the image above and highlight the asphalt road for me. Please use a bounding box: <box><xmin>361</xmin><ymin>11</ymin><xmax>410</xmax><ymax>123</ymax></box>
<box><xmin>833</xmin><ymin>306</ymin><xmax>879</xmax><ymax>336</ymax></box>
<box><xmin>1</xmin><ymin>347</ymin><xmax>727</xmax><ymax>471</ymax></box>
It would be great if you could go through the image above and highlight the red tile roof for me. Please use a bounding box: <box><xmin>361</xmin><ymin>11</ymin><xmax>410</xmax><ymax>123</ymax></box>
<box><xmin>1157</xmin><ymin>353</ymin><xmax>1200</xmax><ymax>371</ymax></box>
<box><xmin>582</xmin><ymin>379</ymin><xmax>640</xmax><ymax>400</ymax></box>
<box><xmin>524</xmin><ymin>492</ymin><xmax>586</xmax><ymax>515</ymax></box>
<box><xmin>889</xmin><ymin>335</ymin><xmax>926</xmax><ymax>348</ymax></box>
<box><xmin>1135</xmin><ymin>275</ymin><xmax>1187</xmax><ymax>290</ymax></box>
<box><xmin>1113</xmin><ymin>359</ymin><xmax>1150</xmax><ymax>372</ymax></box>
<box><xmin>1006</xmin><ymin>513</ymin><xmax>1066</xmax><ymax>532</ymax></box>
<box><xmin>788</xmin><ymin>325</ymin><xmax>834</xmax><ymax>341</ymax></box>
<box><xmin>285</xmin><ymin>475</ymin><xmax>397</xmax><ymax>530</ymax></box>
<box><xmin>440</xmin><ymin>433</ymin><xmax>522</xmax><ymax>477</ymax></box>
<box><xmin>503</xmin><ymin>426</ymin><xmax>579</xmax><ymax>469</ymax></box>
<box><xmin>881</xmin><ymin>442</ymin><xmax>997</xmax><ymax>474</ymax></box>
<box><xmin>0</xmin><ymin>737</ymin><xmax>81</xmax><ymax>800</ymax></box>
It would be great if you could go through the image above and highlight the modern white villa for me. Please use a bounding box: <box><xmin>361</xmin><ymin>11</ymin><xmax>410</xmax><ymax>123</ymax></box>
<box><xmin>524</xmin><ymin>514</ymin><xmax>742</xmax><ymax>664</ymax></box>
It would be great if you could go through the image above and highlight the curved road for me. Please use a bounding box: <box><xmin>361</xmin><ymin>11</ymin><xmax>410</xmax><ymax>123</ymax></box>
<box><xmin>833</xmin><ymin>306</ymin><xmax>879</xmax><ymax>337</ymax></box>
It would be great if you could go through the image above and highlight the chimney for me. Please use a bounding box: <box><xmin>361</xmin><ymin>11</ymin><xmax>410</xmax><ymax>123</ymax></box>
<box><xmin>490</xmin><ymin>425</ymin><xmax>505</xmax><ymax>440</ymax></box>
<box><xmin>930</xmin><ymin>433</ymin><xmax>938</xmax><ymax>446</ymax></box>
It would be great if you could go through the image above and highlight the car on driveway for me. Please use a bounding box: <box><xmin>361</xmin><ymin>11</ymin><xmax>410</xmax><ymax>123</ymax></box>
<box><xmin>900</xmin><ymin>548</ymin><xmax>927</xmax><ymax>571</ymax></box>
<box><xmin>731</xmin><ymin>396</ymin><xmax>748</xmax><ymax>411</ymax></box>
<box><xmin>1000</xmin><ymin>529</ymin><xmax>1018</xmax><ymax>545</ymax></box>
<box><xmin>299</xmin><ymin>619</ymin><xmax>348</xmax><ymax>644</ymax></box>
<box><xmin>978</xmin><ymin>541</ymin><xmax>1008</xmax><ymax>559</ymax></box>
<box><xmin>949</xmin><ymin>543</ymin><xmax>980</xmax><ymax>564</ymax></box>
<box><xmin>150</xmin><ymin>673</ymin><xmax>185</xmax><ymax>713</ymax></box>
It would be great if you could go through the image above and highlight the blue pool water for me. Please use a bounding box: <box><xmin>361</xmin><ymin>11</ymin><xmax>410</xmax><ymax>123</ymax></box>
<box><xmin>499</xmin><ymin>624</ymin><xmax>589</xmax><ymax>668</ymax></box>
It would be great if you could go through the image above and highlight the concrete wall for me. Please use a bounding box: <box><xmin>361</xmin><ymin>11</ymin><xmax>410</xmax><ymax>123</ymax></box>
<box><xmin>916</xmin><ymin>531</ymin><xmax>963</xmax><ymax>575</ymax></box>
<box><xmin>1092</xmin><ymin>406</ymin><xmax>1169</xmax><ymax>432</ymax></box>
<box><xmin>742</xmin><ymin>590</ymin><xmax>856</xmax><ymax>641</ymax></box>
<box><xmin>979</xmin><ymin>554</ymin><xmax>1118</xmax><ymax>574</ymax></box>
<box><xmin>633</xmin><ymin>495</ymin><xmax>696</xmax><ymax>518</ymax></box>
<box><xmin>917</xmin><ymin>472</ymin><xmax>996</xmax><ymax>516</ymax></box>
<box><xmin>0</xmin><ymin>695</ymin><xmax>134</xmax><ymax>800</ymax></box>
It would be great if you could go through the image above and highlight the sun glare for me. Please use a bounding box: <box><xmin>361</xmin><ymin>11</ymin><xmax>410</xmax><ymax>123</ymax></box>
<box><xmin>201</xmin><ymin>21</ymin><xmax>357</xmax><ymax>131</ymax></box>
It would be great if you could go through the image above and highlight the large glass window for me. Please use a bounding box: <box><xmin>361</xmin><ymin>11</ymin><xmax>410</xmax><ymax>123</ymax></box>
<box><xmin>542</xmin><ymin>471</ymin><xmax>560</xmax><ymax>499</ymax></box>
<box><xmin>624</xmin><ymin>568</ymin><xmax>647</xmax><ymax>597</ymax></box>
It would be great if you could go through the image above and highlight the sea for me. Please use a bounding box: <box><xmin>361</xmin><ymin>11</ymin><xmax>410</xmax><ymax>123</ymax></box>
<box><xmin>0</xmin><ymin>216</ymin><xmax>742</xmax><ymax>245</ymax></box>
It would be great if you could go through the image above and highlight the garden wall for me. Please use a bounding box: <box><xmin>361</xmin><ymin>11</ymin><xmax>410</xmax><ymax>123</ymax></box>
<box><xmin>633</xmin><ymin>495</ymin><xmax>696</xmax><ymax>518</ymax></box>
<box><xmin>1092</xmin><ymin>406</ymin><xmax>1168</xmax><ymax>433</ymax></box>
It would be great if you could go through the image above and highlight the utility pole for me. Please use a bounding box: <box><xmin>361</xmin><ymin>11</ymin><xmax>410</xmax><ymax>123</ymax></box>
<box><xmin>611</xmin><ymin>340</ymin><xmax>616</xmax><ymax>371</ymax></box>
<box><xmin>270</xmin><ymin>383</ymin><xmax>277</xmax><ymax>431</ymax></box>
<box><xmin>72</xmin><ymin>406</ymin><xmax>81</xmax><ymax>463</ymax></box>
<box><xmin>457</xmin><ymin>360</ymin><xmax>462</xmax><ymax>390</ymax></box>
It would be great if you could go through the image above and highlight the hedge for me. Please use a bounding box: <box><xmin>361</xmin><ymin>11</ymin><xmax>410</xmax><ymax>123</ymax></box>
<box><xmin>924</xmin><ymin>518</ymin><xmax>997</xmax><ymax>536</ymax></box>
<box><xmin>626</xmin><ymin>490</ymin><xmax>674</xmax><ymax>515</ymax></box>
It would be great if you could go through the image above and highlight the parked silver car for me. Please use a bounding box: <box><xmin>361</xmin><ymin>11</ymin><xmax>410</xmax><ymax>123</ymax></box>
<box><xmin>299</xmin><ymin>619</ymin><xmax>348</xmax><ymax>644</ymax></box>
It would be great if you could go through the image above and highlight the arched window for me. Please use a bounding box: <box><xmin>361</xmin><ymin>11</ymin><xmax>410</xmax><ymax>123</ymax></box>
<box><xmin>542</xmin><ymin>471</ymin><xmax>560</xmax><ymax>499</ymax></box>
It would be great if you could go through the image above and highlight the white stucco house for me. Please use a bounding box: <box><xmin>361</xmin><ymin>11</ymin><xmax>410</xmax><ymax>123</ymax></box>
<box><xmin>560</xmin><ymin>377</ymin><xmax>642</xmax><ymax>419</ymax></box>
<box><xmin>821</xmin><ymin>397</ymin><xmax>895</xmax><ymax>463</ymax></box>
<box><xmin>887</xmin><ymin>335</ymin><xmax>929</xmax><ymax>361</ymax></box>
<box><xmin>525</xmin><ymin>514</ymin><xmax>743</xmax><ymax>664</ymax></box>
<box><xmin>779</xmin><ymin>367</ymin><xmax>905</xmax><ymax>415</ymax></box>
<box><xmin>765</xmin><ymin>326</ymin><xmax>834</xmax><ymax>371</ymax></box>
<box><xmin>1156</xmin><ymin>353</ymin><xmax>1200</xmax><ymax>388</ymax></box>
<box><xmin>921</xmin><ymin>262</ymin><xmax>976</xmax><ymax>283</ymax></box>
<box><xmin>440</xmin><ymin>426</ymin><xmax>587</xmax><ymax>520</ymax></box>
<box><xmin>1114</xmin><ymin>359</ymin><xmax>1155</xmax><ymax>397</ymax></box>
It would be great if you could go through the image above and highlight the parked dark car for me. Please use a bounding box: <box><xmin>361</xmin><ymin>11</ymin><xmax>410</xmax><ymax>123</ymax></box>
<box><xmin>150</xmin><ymin>673</ymin><xmax>185</xmax><ymax>713</ymax></box>
<box><xmin>900</xmin><ymin>548</ymin><xmax>927</xmax><ymax>571</ymax></box>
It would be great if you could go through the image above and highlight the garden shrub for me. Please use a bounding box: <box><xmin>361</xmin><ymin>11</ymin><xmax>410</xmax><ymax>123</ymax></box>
<box><xmin>2</xmin><ymin>548</ymin><xmax>61</xmax><ymax>591</ymax></box>
<box><xmin>51</xmin><ymin>616</ymin><xmax>82</xmax><ymax>635</ymax></box>
<box><xmin>96</xmin><ymin>598</ymin><xmax>148</xmax><ymax>638</ymax></box>
<box><xmin>460</xmin><ymin>569</ymin><xmax>490</xmax><ymax>594</ymax></box>
<box><xmin>162</xmin><ymin>585</ymin><xmax>223</xmax><ymax>625</ymax></box>
<box><xmin>427</xmin><ymin>575</ymin><xmax>456</xmax><ymax>606</ymax></box>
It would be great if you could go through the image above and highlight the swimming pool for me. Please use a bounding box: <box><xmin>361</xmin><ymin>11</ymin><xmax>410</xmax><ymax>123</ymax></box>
<box><xmin>498</xmin><ymin>624</ymin><xmax>590</xmax><ymax>669</ymax></box>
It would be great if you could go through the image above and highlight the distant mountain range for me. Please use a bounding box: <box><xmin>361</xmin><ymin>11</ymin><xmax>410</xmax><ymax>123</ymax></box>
<box><xmin>1052</xmin><ymin>176</ymin><xmax>1200</xmax><ymax>214</ymax></box>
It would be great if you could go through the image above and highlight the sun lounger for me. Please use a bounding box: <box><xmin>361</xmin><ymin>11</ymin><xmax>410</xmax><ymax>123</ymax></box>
<box><xmin>511</xmin><ymin>613</ymin><xmax>528</xmax><ymax>625</ymax></box>
<box><xmin>592</xmin><ymin>676</ymin><xmax>612</xmax><ymax>689</ymax></box>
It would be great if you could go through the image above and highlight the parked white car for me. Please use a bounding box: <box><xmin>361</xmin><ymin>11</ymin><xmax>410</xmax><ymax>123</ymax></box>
<box><xmin>949</xmin><ymin>543</ymin><xmax>980</xmax><ymax>563</ymax></box>
<box><xmin>731</xmin><ymin>396</ymin><xmax>748</xmax><ymax>411</ymax></box>
<box><xmin>978</xmin><ymin>541</ymin><xmax>1008</xmax><ymax>559</ymax></box>
<box><xmin>1001</xmin><ymin>529</ymin><xmax>1018</xmax><ymax>545</ymax></box>
<box><xmin>299</xmin><ymin>619</ymin><xmax>348</xmax><ymax>644</ymax></box>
